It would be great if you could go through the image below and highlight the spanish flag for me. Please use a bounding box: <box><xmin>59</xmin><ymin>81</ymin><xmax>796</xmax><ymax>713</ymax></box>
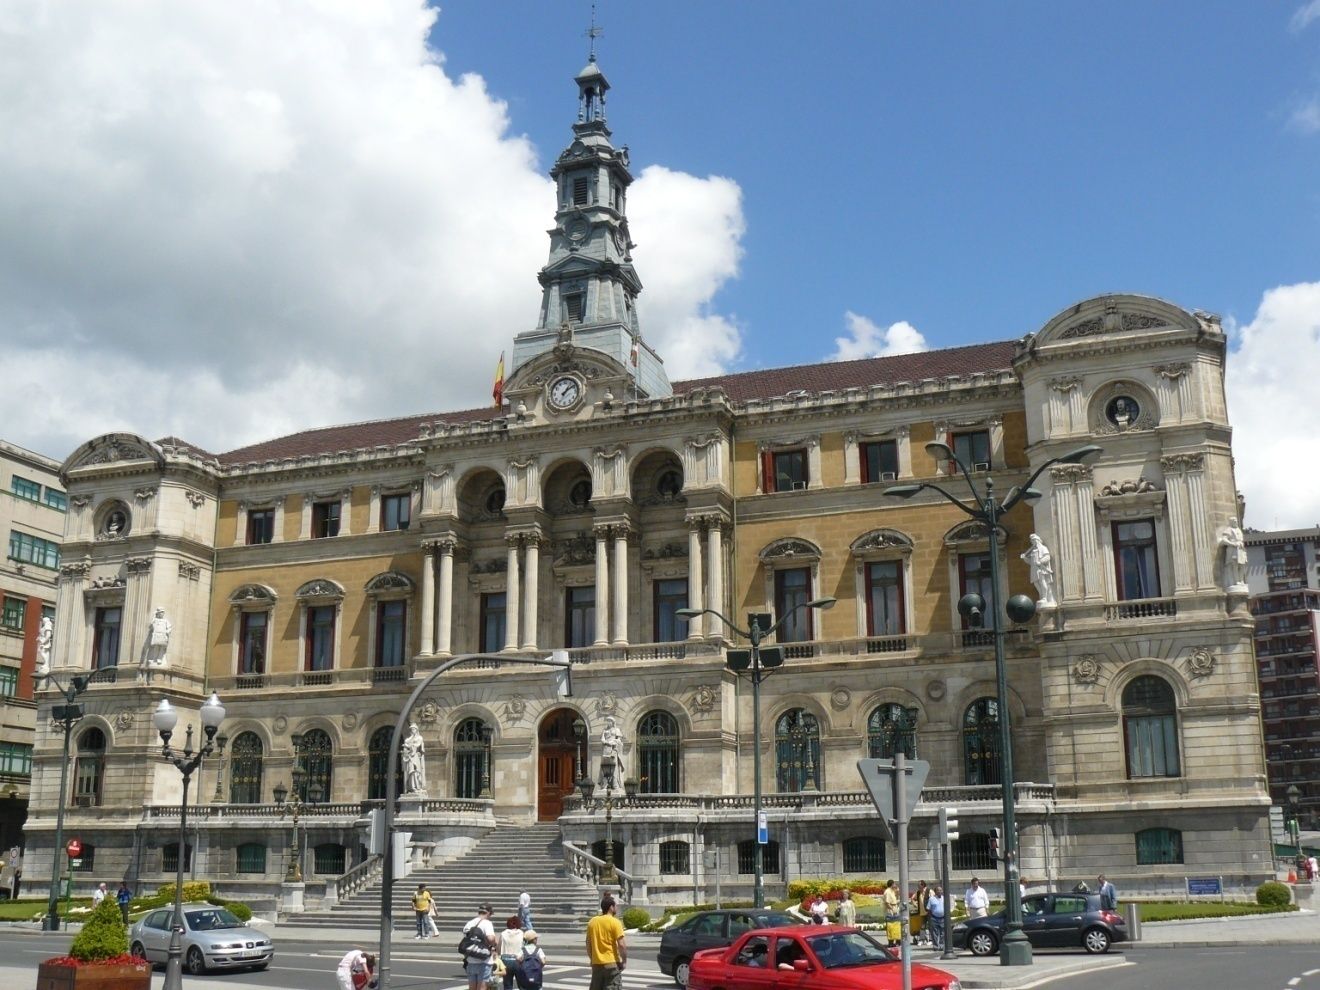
<box><xmin>492</xmin><ymin>351</ymin><xmax>506</xmax><ymax>407</ymax></box>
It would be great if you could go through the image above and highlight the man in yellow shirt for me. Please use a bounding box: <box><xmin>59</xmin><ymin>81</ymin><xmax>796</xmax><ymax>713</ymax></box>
<box><xmin>585</xmin><ymin>896</ymin><xmax>627</xmax><ymax>990</ymax></box>
<box><xmin>411</xmin><ymin>884</ymin><xmax>433</xmax><ymax>940</ymax></box>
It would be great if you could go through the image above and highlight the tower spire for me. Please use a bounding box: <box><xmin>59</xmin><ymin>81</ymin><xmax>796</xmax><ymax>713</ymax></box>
<box><xmin>585</xmin><ymin>3</ymin><xmax>602</xmax><ymax>62</ymax></box>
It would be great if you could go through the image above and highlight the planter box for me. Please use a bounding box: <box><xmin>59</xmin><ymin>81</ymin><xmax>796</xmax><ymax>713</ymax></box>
<box><xmin>36</xmin><ymin>962</ymin><xmax>151</xmax><ymax>990</ymax></box>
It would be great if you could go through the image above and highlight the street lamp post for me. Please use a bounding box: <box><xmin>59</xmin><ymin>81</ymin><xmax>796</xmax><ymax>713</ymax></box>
<box><xmin>152</xmin><ymin>694</ymin><xmax>227</xmax><ymax>990</ymax></box>
<box><xmin>479</xmin><ymin>725</ymin><xmax>494</xmax><ymax>799</ymax></box>
<box><xmin>273</xmin><ymin>775</ymin><xmax>308</xmax><ymax>883</ymax></box>
<box><xmin>576</xmin><ymin>761</ymin><xmax>638</xmax><ymax>886</ymax></box>
<box><xmin>883</xmin><ymin>441</ymin><xmax>1100</xmax><ymax>967</ymax></box>
<box><xmin>676</xmin><ymin>596</ymin><xmax>837</xmax><ymax>908</ymax></box>
<box><xmin>37</xmin><ymin>666</ymin><xmax>120</xmax><ymax>932</ymax></box>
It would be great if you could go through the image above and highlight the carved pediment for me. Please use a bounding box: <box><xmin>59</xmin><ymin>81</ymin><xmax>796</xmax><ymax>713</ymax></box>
<box><xmin>554</xmin><ymin>531</ymin><xmax>597</xmax><ymax>566</ymax></box>
<box><xmin>1024</xmin><ymin>294</ymin><xmax>1206</xmax><ymax>354</ymax></box>
<box><xmin>759</xmin><ymin>538</ymin><xmax>822</xmax><ymax>562</ymax></box>
<box><xmin>365</xmin><ymin>572</ymin><xmax>414</xmax><ymax>594</ymax></box>
<box><xmin>850</xmin><ymin>529</ymin><xmax>914</xmax><ymax>556</ymax></box>
<box><xmin>943</xmin><ymin>520</ymin><xmax>999</xmax><ymax>547</ymax></box>
<box><xmin>62</xmin><ymin>432</ymin><xmax>164</xmax><ymax>476</ymax></box>
<box><xmin>229</xmin><ymin>583</ymin><xmax>278</xmax><ymax>605</ymax></box>
<box><xmin>295</xmin><ymin>578</ymin><xmax>345</xmax><ymax>600</ymax></box>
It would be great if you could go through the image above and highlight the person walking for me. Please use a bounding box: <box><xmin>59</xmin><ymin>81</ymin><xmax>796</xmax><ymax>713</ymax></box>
<box><xmin>926</xmin><ymin>886</ymin><xmax>946</xmax><ymax>951</ymax></box>
<box><xmin>462</xmin><ymin>903</ymin><xmax>498</xmax><ymax>990</ymax></box>
<box><xmin>92</xmin><ymin>882</ymin><xmax>108</xmax><ymax>907</ymax></box>
<box><xmin>516</xmin><ymin>930</ymin><xmax>546</xmax><ymax>990</ymax></box>
<box><xmin>411</xmin><ymin>883</ymin><xmax>433</xmax><ymax>939</ymax></box>
<box><xmin>585</xmin><ymin>895</ymin><xmax>628</xmax><ymax>990</ymax></box>
<box><xmin>910</xmin><ymin>881</ymin><xmax>929</xmax><ymax>945</ymax></box>
<box><xmin>882</xmin><ymin>880</ymin><xmax>902</xmax><ymax>945</ymax></box>
<box><xmin>116</xmin><ymin>882</ymin><xmax>132</xmax><ymax>924</ymax></box>
<box><xmin>836</xmin><ymin>889</ymin><xmax>856</xmax><ymax>927</ymax></box>
<box><xmin>498</xmin><ymin>915</ymin><xmax>526</xmax><ymax>990</ymax></box>
<box><xmin>426</xmin><ymin>897</ymin><xmax>440</xmax><ymax>939</ymax></box>
<box><xmin>1097</xmin><ymin>875</ymin><xmax>1118</xmax><ymax>910</ymax></box>
<box><xmin>518</xmin><ymin>890</ymin><xmax>533</xmax><ymax>930</ymax></box>
<box><xmin>964</xmin><ymin>878</ymin><xmax>989</xmax><ymax>919</ymax></box>
<box><xmin>335</xmin><ymin>949</ymin><xmax>375</xmax><ymax>990</ymax></box>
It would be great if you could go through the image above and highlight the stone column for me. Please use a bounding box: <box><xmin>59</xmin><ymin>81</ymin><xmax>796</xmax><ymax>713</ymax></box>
<box><xmin>1049</xmin><ymin>469</ymin><xmax>1080</xmax><ymax>603</ymax></box>
<box><xmin>419</xmin><ymin>542</ymin><xmax>436</xmax><ymax>656</ymax></box>
<box><xmin>504</xmin><ymin>536</ymin><xmax>521</xmax><ymax>652</ymax></box>
<box><xmin>123</xmin><ymin>556</ymin><xmax>153</xmax><ymax>668</ymax></box>
<box><xmin>437</xmin><ymin>540</ymin><xmax>456</xmax><ymax>656</ymax></box>
<box><xmin>1162</xmin><ymin>456</ymin><xmax>1194</xmax><ymax>594</ymax></box>
<box><xmin>687</xmin><ymin>520</ymin><xmax>704</xmax><ymax>639</ymax></box>
<box><xmin>1184</xmin><ymin>456</ymin><xmax>1212</xmax><ymax>589</ymax></box>
<box><xmin>706</xmin><ymin>519</ymin><xmax>725</xmax><ymax>631</ymax></box>
<box><xmin>594</xmin><ymin>527</ymin><xmax>611</xmax><ymax>646</ymax></box>
<box><xmin>522</xmin><ymin>536</ymin><xmax>540</xmax><ymax>650</ymax></box>
<box><xmin>612</xmin><ymin>526</ymin><xmax>629</xmax><ymax>645</ymax></box>
<box><xmin>1074</xmin><ymin>468</ymin><xmax>1101</xmax><ymax>600</ymax></box>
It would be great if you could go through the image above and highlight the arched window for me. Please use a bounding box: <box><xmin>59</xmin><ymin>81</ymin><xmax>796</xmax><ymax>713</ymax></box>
<box><xmin>1123</xmin><ymin>676</ymin><xmax>1180</xmax><ymax>778</ymax></box>
<box><xmin>368</xmin><ymin>726</ymin><xmax>403</xmax><ymax>800</ymax></box>
<box><xmin>842</xmin><ymin>836</ymin><xmax>886</xmax><ymax>873</ymax></box>
<box><xmin>962</xmin><ymin>698</ymin><xmax>1001</xmax><ymax>786</ymax></box>
<box><xmin>229</xmin><ymin>732</ymin><xmax>264</xmax><ymax>804</ymax></box>
<box><xmin>236</xmin><ymin>843</ymin><xmax>266</xmax><ymax>874</ymax></box>
<box><xmin>737</xmin><ymin>839</ymin><xmax>781</xmax><ymax>875</ymax></box>
<box><xmin>297</xmin><ymin>729</ymin><xmax>333</xmax><ymax>803</ymax></box>
<box><xmin>73</xmin><ymin>727</ymin><xmax>106</xmax><ymax>806</ymax></box>
<box><xmin>1135</xmin><ymin>827</ymin><xmax>1184</xmax><ymax>865</ymax></box>
<box><xmin>454</xmin><ymin>718</ymin><xmax>491</xmax><ymax>799</ymax></box>
<box><xmin>637</xmin><ymin>711</ymin><xmax>680</xmax><ymax>794</ymax></box>
<box><xmin>867</xmin><ymin>704</ymin><xmax>917</xmax><ymax>759</ymax></box>
<box><xmin>775</xmin><ymin>709</ymin><xmax>822</xmax><ymax>792</ymax></box>
<box><xmin>659</xmin><ymin>840</ymin><xmax>690</xmax><ymax>875</ymax></box>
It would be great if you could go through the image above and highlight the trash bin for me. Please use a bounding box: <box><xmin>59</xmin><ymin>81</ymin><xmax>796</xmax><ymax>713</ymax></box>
<box><xmin>1123</xmin><ymin>902</ymin><xmax>1141</xmax><ymax>941</ymax></box>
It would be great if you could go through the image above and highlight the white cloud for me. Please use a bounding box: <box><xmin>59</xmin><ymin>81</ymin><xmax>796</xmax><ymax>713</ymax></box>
<box><xmin>830</xmin><ymin>312</ymin><xmax>929</xmax><ymax>361</ymax></box>
<box><xmin>1289</xmin><ymin>97</ymin><xmax>1320</xmax><ymax>134</ymax></box>
<box><xmin>0</xmin><ymin>1</ymin><xmax>744</xmax><ymax>459</ymax></box>
<box><xmin>1290</xmin><ymin>0</ymin><xmax>1320</xmax><ymax>32</ymax></box>
<box><xmin>1225</xmin><ymin>281</ymin><xmax>1320</xmax><ymax>530</ymax></box>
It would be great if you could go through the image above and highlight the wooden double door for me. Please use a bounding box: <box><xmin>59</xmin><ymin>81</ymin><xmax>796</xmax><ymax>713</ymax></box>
<box><xmin>537</xmin><ymin>707</ymin><xmax>584</xmax><ymax>821</ymax></box>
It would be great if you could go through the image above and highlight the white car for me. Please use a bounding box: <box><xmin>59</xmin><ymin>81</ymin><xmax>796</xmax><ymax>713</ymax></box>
<box><xmin>129</xmin><ymin>903</ymin><xmax>273</xmax><ymax>974</ymax></box>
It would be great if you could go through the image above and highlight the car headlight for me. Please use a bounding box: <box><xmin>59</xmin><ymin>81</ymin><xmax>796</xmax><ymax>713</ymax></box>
<box><xmin>947</xmin><ymin>980</ymin><xmax>962</xmax><ymax>990</ymax></box>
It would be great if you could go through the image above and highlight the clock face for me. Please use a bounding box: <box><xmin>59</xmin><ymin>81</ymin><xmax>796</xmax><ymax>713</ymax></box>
<box><xmin>549</xmin><ymin>376</ymin><xmax>581</xmax><ymax>409</ymax></box>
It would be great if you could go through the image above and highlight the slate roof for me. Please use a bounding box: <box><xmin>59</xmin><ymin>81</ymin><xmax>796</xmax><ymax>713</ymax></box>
<box><xmin>205</xmin><ymin>339</ymin><xmax>1017</xmax><ymax>467</ymax></box>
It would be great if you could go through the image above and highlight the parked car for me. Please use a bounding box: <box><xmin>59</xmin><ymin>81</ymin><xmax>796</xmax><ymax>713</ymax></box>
<box><xmin>688</xmin><ymin>924</ymin><xmax>961</xmax><ymax>990</ymax></box>
<box><xmin>129</xmin><ymin>903</ymin><xmax>273</xmax><ymax>974</ymax></box>
<box><xmin>951</xmin><ymin>891</ymin><xmax>1125</xmax><ymax>955</ymax></box>
<box><xmin>658</xmin><ymin>908</ymin><xmax>797</xmax><ymax>986</ymax></box>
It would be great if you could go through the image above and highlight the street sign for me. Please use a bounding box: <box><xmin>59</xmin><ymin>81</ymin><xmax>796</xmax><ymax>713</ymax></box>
<box><xmin>757</xmin><ymin>811</ymin><xmax>768</xmax><ymax>844</ymax></box>
<box><xmin>1187</xmin><ymin>877</ymin><xmax>1223</xmax><ymax>896</ymax></box>
<box><xmin>69</xmin><ymin>858</ymin><xmax>82</xmax><ymax>868</ymax></box>
<box><xmin>65</xmin><ymin>839</ymin><xmax>82</xmax><ymax>858</ymax></box>
<box><xmin>857</xmin><ymin>758</ymin><xmax>930</xmax><ymax>840</ymax></box>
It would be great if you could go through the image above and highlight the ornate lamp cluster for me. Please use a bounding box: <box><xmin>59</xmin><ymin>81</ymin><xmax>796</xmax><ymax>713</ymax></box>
<box><xmin>273</xmin><ymin>732</ymin><xmax>324</xmax><ymax>883</ymax></box>
<box><xmin>572</xmin><ymin>717</ymin><xmax>638</xmax><ymax>884</ymax></box>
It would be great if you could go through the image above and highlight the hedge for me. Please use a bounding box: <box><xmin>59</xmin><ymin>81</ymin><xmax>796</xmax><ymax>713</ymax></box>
<box><xmin>69</xmin><ymin>897</ymin><xmax>128</xmax><ymax>962</ymax></box>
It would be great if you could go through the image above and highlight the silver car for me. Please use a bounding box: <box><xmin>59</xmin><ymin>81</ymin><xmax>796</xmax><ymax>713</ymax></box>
<box><xmin>129</xmin><ymin>903</ymin><xmax>273</xmax><ymax>974</ymax></box>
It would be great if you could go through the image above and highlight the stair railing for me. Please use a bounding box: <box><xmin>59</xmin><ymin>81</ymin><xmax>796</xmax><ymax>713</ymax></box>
<box><xmin>562</xmin><ymin>840</ymin><xmax>642</xmax><ymax>903</ymax></box>
<box><xmin>330</xmin><ymin>854</ymin><xmax>384</xmax><ymax>903</ymax></box>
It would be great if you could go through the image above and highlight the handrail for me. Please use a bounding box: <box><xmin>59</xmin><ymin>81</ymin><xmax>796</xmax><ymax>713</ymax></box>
<box><xmin>331</xmin><ymin>854</ymin><xmax>383</xmax><ymax>902</ymax></box>
<box><xmin>562</xmin><ymin>840</ymin><xmax>638</xmax><ymax>903</ymax></box>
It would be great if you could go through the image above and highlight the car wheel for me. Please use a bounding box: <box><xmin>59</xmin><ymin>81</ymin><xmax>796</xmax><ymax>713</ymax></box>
<box><xmin>185</xmin><ymin>947</ymin><xmax>207</xmax><ymax>975</ymax></box>
<box><xmin>673</xmin><ymin>958</ymin><xmax>691</xmax><ymax>987</ymax></box>
<box><xmin>130</xmin><ymin>942</ymin><xmax>147</xmax><ymax>961</ymax></box>
<box><xmin>968</xmin><ymin>930</ymin><xmax>998</xmax><ymax>957</ymax></box>
<box><xmin>1083</xmin><ymin>927</ymin><xmax>1111</xmax><ymax>954</ymax></box>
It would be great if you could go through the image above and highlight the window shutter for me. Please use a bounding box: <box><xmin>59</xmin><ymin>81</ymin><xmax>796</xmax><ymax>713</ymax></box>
<box><xmin>761</xmin><ymin>450</ymin><xmax>775</xmax><ymax>492</ymax></box>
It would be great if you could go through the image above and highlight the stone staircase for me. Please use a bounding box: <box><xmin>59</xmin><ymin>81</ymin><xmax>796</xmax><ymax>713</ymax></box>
<box><xmin>282</xmin><ymin>822</ymin><xmax>600</xmax><ymax>934</ymax></box>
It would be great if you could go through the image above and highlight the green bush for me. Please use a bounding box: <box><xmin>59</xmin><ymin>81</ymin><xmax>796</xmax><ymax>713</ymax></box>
<box><xmin>1256</xmin><ymin>881</ymin><xmax>1291</xmax><ymax>907</ymax></box>
<box><xmin>207</xmin><ymin>896</ymin><xmax>253</xmax><ymax>922</ymax></box>
<box><xmin>621</xmin><ymin>907</ymin><xmax>650</xmax><ymax>930</ymax></box>
<box><xmin>69</xmin><ymin>897</ymin><xmax>128</xmax><ymax>962</ymax></box>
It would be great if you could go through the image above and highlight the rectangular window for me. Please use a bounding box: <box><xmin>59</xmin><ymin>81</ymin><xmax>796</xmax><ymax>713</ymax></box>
<box><xmin>162</xmin><ymin>843</ymin><xmax>192</xmax><ymax>873</ymax></box>
<box><xmin>239</xmin><ymin>612</ymin><xmax>268</xmax><ymax>674</ymax></box>
<box><xmin>246</xmin><ymin>508</ymin><xmax>275</xmax><ymax>545</ymax></box>
<box><xmin>865</xmin><ymin>561</ymin><xmax>905</xmax><ymax>636</ymax></box>
<box><xmin>92</xmin><ymin>607</ymin><xmax>122</xmax><ymax>669</ymax></box>
<box><xmin>653</xmin><ymin>578</ymin><xmax>688</xmax><ymax>643</ymax></box>
<box><xmin>951</xmin><ymin>833</ymin><xmax>996</xmax><ymax>871</ymax></box>
<box><xmin>958</xmin><ymin>552</ymin><xmax>994</xmax><ymax>629</ymax></box>
<box><xmin>236</xmin><ymin>843</ymin><xmax>267</xmax><ymax>874</ymax></box>
<box><xmin>659</xmin><ymin>840</ymin><xmax>691</xmax><ymax>876</ymax></box>
<box><xmin>774</xmin><ymin>567</ymin><xmax>813</xmax><ymax>643</ymax></box>
<box><xmin>480</xmin><ymin>593</ymin><xmax>507</xmax><ymax>653</ymax></box>
<box><xmin>0</xmin><ymin>596</ymin><xmax>24</xmax><ymax>630</ymax></box>
<box><xmin>566</xmin><ymin>585</ymin><xmax>596</xmax><ymax>649</ymax></box>
<box><xmin>1113</xmin><ymin>519</ymin><xmax>1160</xmax><ymax>600</ymax></box>
<box><xmin>10</xmin><ymin>476</ymin><xmax>41</xmax><ymax>502</ymax></box>
<box><xmin>737</xmin><ymin>839</ymin><xmax>780</xmax><ymax>875</ymax></box>
<box><xmin>573</xmin><ymin>176</ymin><xmax>589</xmax><ymax>205</ymax></box>
<box><xmin>314</xmin><ymin>843</ymin><xmax>346</xmax><ymax>875</ymax></box>
<box><xmin>0</xmin><ymin>741</ymin><xmax>31</xmax><ymax>775</ymax></box>
<box><xmin>1135</xmin><ymin>828</ymin><xmax>1184</xmax><ymax>865</ymax></box>
<box><xmin>951</xmin><ymin>430</ymin><xmax>991</xmax><ymax>470</ymax></box>
<box><xmin>8</xmin><ymin>530</ymin><xmax>60</xmax><ymax>569</ymax></box>
<box><xmin>380</xmin><ymin>493</ymin><xmax>411</xmax><ymax>532</ymax></box>
<box><xmin>44</xmin><ymin>488</ymin><xmax>67</xmax><ymax>512</ymax></box>
<box><xmin>311</xmin><ymin>500</ymin><xmax>341</xmax><ymax>539</ymax></box>
<box><xmin>842</xmin><ymin>836</ymin><xmax>886</xmax><ymax>873</ymax></box>
<box><xmin>376</xmin><ymin>600</ymin><xmax>406</xmax><ymax>667</ymax></box>
<box><xmin>564</xmin><ymin>292</ymin><xmax>584</xmax><ymax>323</ymax></box>
<box><xmin>763</xmin><ymin>449</ymin><xmax>808</xmax><ymax>492</ymax></box>
<box><xmin>860</xmin><ymin>440</ymin><xmax>899</xmax><ymax>484</ymax></box>
<box><xmin>305</xmin><ymin>606</ymin><xmax>335</xmax><ymax>671</ymax></box>
<box><xmin>0</xmin><ymin>666</ymin><xmax>17</xmax><ymax>697</ymax></box>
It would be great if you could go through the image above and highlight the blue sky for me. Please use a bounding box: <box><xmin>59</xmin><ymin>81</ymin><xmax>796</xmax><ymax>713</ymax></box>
<box><xmin>430</xmin><ymin>0</ymin><xmax>1319</xmax><ymax>360</ymax></box>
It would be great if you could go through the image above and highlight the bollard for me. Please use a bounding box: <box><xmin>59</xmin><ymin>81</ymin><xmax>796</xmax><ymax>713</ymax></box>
<box><xmin>1123</xmin><ymin>902</ymin><xmax>1141</xmax><ymax>941</ymax></box>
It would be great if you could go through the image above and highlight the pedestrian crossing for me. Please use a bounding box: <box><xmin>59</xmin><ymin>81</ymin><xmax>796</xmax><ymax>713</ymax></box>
<box><xmin>379</xmin><ymin>960</ymin><xmax>671</xmax><ymax>990</ymax></box>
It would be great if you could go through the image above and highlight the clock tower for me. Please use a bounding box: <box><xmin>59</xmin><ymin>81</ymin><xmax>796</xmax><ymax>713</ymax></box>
<box><xmin>510</xmin><ymin>54</ymin><xmax>672</xmax><ymax>399</ymax></box>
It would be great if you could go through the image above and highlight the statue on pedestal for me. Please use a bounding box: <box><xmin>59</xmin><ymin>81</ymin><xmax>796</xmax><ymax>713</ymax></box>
<box><xmin>1020</xmin><ymin>533</ymin><xmax>1057</xmax><ymax>607</ymax></box>
<box><xmin>401</xmin><ymin>723</ymin><xmax>427</xmax><ymax>795</ymax></box>
<box><xmin>36</xmin><ymin>615</ymin><xmax>53</xmax><ymax>677</ymax></box>
<box><xmin>1218</xmin><ymin>521</ymin><xmax>1248</xmax><ymax>591</ymax></box>
<box><xmin>600</xmin><ymin>716</ymin><xmax>625</xmax><ymax>787</ymax></box>
<box><xmin>141</xmin><ymin>607</ymin><xmax>171</xmax><ymax>666</ymax></box>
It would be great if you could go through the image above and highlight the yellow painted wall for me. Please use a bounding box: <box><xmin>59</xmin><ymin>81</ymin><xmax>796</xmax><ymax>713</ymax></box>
<box><xmin>349</xmin><ymin>485</ymin><xmax>369</xmax><ymax>534</ymax></box>
<box><xmin>283</xmin><ymin>495</ymin><xmax>304</xmax><ymax>542</ymax></box>
<box><xmin>216</xmin><ymin>499</ymin><xmax>239</xmax><ymax>548</ymax></box>
<box><xmin>818</xmin><ymin>432</ymin><xmax>845</xmax><ymax>488</ymax></box>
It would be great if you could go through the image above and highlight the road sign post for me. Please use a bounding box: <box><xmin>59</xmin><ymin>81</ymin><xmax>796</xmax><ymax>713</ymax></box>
<box><xmin>937</xmin><ymin>808</ymin><xmax>958</xmax><ymax>959</ymax></box>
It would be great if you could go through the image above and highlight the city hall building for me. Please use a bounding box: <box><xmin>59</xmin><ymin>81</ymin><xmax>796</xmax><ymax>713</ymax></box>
<box><xmin>27</xmin><ymin>57</ymin><xmax>1272</xmax><ymax>907</ymax></box>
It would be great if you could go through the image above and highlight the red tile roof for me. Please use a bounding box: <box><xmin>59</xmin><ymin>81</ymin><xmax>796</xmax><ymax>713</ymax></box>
<box><xmin>210</xmin><ymin>340</ymin><xmax>1016</xmax><ymax>466</ymax></box>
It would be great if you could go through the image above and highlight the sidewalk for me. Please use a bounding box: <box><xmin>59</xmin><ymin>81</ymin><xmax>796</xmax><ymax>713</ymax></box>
<box><xmin>1134</xmin><ymin>905</ymin><xmax>1318</xmax><ymax>946</ymax></box>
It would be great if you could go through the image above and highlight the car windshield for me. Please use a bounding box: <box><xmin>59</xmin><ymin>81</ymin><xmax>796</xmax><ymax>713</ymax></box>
<box><xmin>759</xmin><ymin>913</ymin><xmax>796</xmax><ymax>927</ymax></box>
<box><xmin>806</xmin><ymin>931</ymin><xmax>893</xmax><ymax>968</ymax></box>
<box><xmin>185</xmin><ymin>908</ymin><xmax>243</xmax><ymax>931</ymax></box>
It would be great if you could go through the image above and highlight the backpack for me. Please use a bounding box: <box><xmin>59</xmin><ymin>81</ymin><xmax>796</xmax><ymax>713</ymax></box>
<box><xmin>516</xmin><ymin>949</ymin><xmax>543</xmax><ymax>990</ymax></box>
<box><xmin>459</xmin><ymin>924</ymin><xmax>492</xmax><ymax>959</ymax></box>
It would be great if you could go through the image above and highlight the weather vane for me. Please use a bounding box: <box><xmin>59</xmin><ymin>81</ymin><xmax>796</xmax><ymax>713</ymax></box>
<box><xmin>585</xmin><ymin>2</ymin><xmax>602</xmax><ymax>61</ymax></box>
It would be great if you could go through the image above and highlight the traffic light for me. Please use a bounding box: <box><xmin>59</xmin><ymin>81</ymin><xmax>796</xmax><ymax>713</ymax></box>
<box><xmin>938</xmin><ymin>807</ymin><xmax>959</xmax><ymax>844</ymax></box>
<box><xmin>989</xmin><ymin>827</ymin><xmax>1002</xmax><ymax>861</ymax></box>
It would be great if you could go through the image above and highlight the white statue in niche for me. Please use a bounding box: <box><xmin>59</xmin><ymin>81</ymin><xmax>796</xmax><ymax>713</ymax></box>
<box><xmin>1020</xmin><ymin>533</ymin><xmax>1057</xmax><ymax>607</ymax></box>
<box><xmin>141</xmin><ymin>607</ymin><xmax>171</xmax><ymax>666</ymax></box>
<box><xmin>600</xmin><ymin>715</ymin><xmax>625</xmax><ymax>786</ymax></box>
<box><xmin>1218</xmin><ymin>520</ymin><xmax>1248</xmax><ymax>592</ymax></box>
<box><xmin>36</xmin><ymin>615</ymin><xmax>53</xmax><ymax>677</ymax></box>
<box><xmin>401</xmin><ymin>723</ymin><xmax>427</xmax><ymax>795</ymax></box>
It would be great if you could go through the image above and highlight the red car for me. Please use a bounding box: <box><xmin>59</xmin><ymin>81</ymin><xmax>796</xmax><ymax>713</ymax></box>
<box><xmin>687</xmin><ymin>924</ymin><xmax>962</xmax><ymax>990</ymax></box>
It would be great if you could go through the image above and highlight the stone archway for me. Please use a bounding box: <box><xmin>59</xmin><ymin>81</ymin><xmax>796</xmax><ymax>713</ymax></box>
<box><xmin>537</xmin><ymin>707</ymin><xmax>584</xmax><ymax>821</ymax></box>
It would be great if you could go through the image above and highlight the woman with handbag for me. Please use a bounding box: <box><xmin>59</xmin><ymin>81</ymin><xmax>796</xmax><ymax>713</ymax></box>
<box><xmin>498</xmin><ymin>915</ymin><xmax>526</xmax><ymax>990</ymax></box>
